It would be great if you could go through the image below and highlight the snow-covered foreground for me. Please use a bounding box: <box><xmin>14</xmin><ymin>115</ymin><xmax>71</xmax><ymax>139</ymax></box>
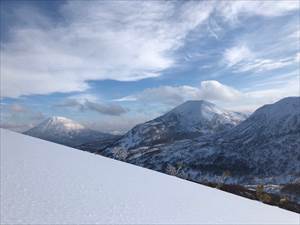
<box><xmin>1</xmin><ymin>129</ymin><xmax>299</xmax><ymax>224</ymax></box>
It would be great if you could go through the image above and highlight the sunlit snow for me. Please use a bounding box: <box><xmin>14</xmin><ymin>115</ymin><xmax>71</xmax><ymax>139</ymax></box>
<box><xmin>1</xmin><ymin>129</ymin><xmax>298</xmax><ymax>224</ymax></box>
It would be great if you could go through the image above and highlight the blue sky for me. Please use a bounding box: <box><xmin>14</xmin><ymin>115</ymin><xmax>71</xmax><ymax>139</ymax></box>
<box><xmin>1</xmin><ymin>0</ymin><xmax>299</xmax><ymax>133</ymax></box>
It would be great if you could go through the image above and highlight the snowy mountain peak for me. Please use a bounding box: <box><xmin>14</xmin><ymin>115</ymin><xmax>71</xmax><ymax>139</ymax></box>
<box><xmin>168</xmin><ymin>100</ymin><xmax>227</xmax><ymax>122</ymax></box>
<box><xmin>162</xmin><ymin>100</ymin><xmax>247</xmax><ymax>130</ymax></box>
<box><xmin>24</xmin><ymin>116</ymin><xmax>111</xmax><ymax>147</ymax></box>
<box><xmin>42</xmin><ymin>116</ymin><xmax>85</xmax><ymax>131</ymax></box>
<box><xmin>105</xmin><ymin>100</ymin><xmax>247</xmax><ymax>151</ymax></box>
<box><xmin>170</xmin><ymin>100</ymin><xmax>215</xmax><ymax>113</ymax></box>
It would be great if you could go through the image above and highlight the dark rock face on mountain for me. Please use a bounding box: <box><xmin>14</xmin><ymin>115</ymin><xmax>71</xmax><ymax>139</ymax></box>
<box><xmin>24</xmin><ymin>116</ymin><xmax>114</xmax><ymax>147</ymax></box>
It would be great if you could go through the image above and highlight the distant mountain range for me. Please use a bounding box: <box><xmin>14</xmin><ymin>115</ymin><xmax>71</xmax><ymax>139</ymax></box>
<box><xmin>120</xmin><ymin>97</ymin><xmax>300</xmax><ymax>185</ymax></box>
<box><xmin>24</xmin><ymin>97</ymin><xmax>300</xmax><ymax>186</ymax></box>
<box><xmin>24</xmin><ymin>116</ymin><xmax>117</xmax><ymax>147</ymax></box>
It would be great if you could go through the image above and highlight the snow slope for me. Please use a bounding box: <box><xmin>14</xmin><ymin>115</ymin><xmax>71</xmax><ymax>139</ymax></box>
<box><xmin>24</xmin><ymin>116</ymin><xmax>113</xmax><ymax>147</ymax></box>
<box><xmin>1</xmin><ymin>129</ymin><xmax>298</xmax><ymax>224</ymax></box>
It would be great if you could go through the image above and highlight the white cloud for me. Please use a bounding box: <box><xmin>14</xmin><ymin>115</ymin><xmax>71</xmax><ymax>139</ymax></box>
<box><xmin>289</xmin><ymin>30</ymin><xmax>300</xmax><ymax>39</ymax></box>
<box><xmin>295</xmin><ymin>52</ymin><xmax>300</xmax><ymax>63</ymax></box>
<box><xmin>9</xmin><ymin>104</ymin><xmax>28</xmax><ymax>113</ymax></box>
<box><xmin>217</xmin><ymin>1</ymin><xmax>299</xmax><ymax>24</ymax></box>
<box><xmin>55</xmin><ymin>99</ymin><xmax>128</xmax><ymax>116</ymax></box>
<box><xmin>115</xmin><ymin>85</ymin><xmax>200</xmax><ymax>105</ymax></box>
<box><xmin>199</xmin><ymin>80</ymin><xmax>242</xmax><ymax>101</ymax></box>
<box><xmin>84</xmin><ymin>113</ymin><xmax>156</xmax><ymax>134</ymax></box>
<box><xmin>236</xmin><ymin>57</ymin><xmax>296</xmax><ymax>73</ymax></box>
<box><xmin>115</xmin><ymin>79</ymin><xmax>298</xmax><ymax>112</ymax></box>
<box><xmin>223</xmin><ymin>44</ymin><xmax>253</xmax><ymax>67</ymax></box>
<box><xmin>2</xmin><ymin>1</ymin><xmax>299</xmax><ymax>98</ymax></box>
<box><xmin>1</xmin><ymin>1</ymin><xmax>213</xmax><ymax>98</ymax></box>
<box><xmin>0</xmin><ymin>104</ymin><xmax>46</xmax><ymax>132</ymax></box>
<box><xmin>223</xmin><ymin>44</ymin><xmax>298</xmax><ymax>73</ymax></box>
<box><xmin>239</xmin><ymin>77</ymin><xmax>299</xmax><ymax>111</ymax></box>
<box><xmin>68</xmin><ymin>94</ymin><xmax>99</xmax><ymax>104</ymax></box>
<box><xmin>116</xmin><ymin>80</ymin><xmax>242</xmax><ymax>106</ymax></box>
<box><xmin>1</xmin><ymin>1</ymin><xmax>299</xmax><ymax>99</ymax></box>
<box><xmin>116</xmin><ymin>85</ymin><xmax>201</xmax><ymax>105</ymax></box>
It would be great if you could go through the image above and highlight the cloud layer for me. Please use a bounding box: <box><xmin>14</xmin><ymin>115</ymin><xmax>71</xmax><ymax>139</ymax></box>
<box><xmin>55</xmin><ymin>99</ymin><xmax>127</xmax><ymax>116</ymax></box>
<box><xmin>116</xmin><ymin>78</ymin><xmax>299</xmax><ymax>112</ymax></box>
<box><xmin>1</xmin><ymin>1</ymin><xmax>213</xmax><ymax>97</ymax></box>
<box><xmin>0</xmin><ymin>103</ymin><xmax>45</xmax><ymax>132</ymax></box>
<box><xmin>223</xmin><ymin>44</ymin><xmax>299</xmax><ymax>73</ymax></box>
<box><xmin>1</xmin><ymin>1</ymin><xmax>298</xmax><ymax>133</ymax></box>
<box><xmin>117</xmin><ymin>80</ymin><xmax>242</xmax><ymax>105</ymax></box>
<box><xmin>2</xmin><ymin>1</ymin><xmax>298</xmax><ymax>98</ymax></box>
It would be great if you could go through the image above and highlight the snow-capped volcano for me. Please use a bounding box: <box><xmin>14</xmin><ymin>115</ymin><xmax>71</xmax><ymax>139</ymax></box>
<box><xmin>105</xmin><ymin>100</ymin><xmax>246</xmax><ymax>151</ymax></box>
<box><xmin>24</xmin><ymin>116</ymin><xmax>113</xmax><ymax>147</ymax></box>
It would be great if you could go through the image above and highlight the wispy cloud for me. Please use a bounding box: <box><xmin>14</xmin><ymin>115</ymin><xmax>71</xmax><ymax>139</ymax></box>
<box><xmin>217</xmin><ymin>1</ymin><xmax>299</xmax><ymax>24</ymax></box>
<box><xmin>83</xmin><ymin>112</ymin><xmax>156</xmax><ymax>134</ymax></box>
<box><xmin>116</xmin><ymin>85</ymin><xmax>200</xmax><ymax>105</ymax></box>
<box><xmin>55</xmin><ymin>99</ymin><xmax>128</xmax><ymax>116</ymax></box>
<box><xmin>1</xmin><ymin>1</ymin><xmax>213</xmax><ymax>98</ymax></box>
<box><xmin>199</xmin><ymin>80</ymin><xmax>242</xmax><ymax>101</ymax></box>
<box><xmin>115</xmin><ymin>78</ymin><xmax>298</xmax><ymax>112</ymax></box>
<box><xmin>223</xmin><ymin>44</ymin><xmax>253</xmax><ymax>67</ymax></box>
<box><xmin>2</xmin><ymin>1</ymin><xmax>298</xmax><ymax>98</ymax></box>
<box><xmin>9</xmin><ymin>104</ymin><xmax>28</xmax><ymax>113</ymax></box>
<box><xmin>115</xmin><ymin>80</ymin><xmax>242</xmax><ymax>106</ymax></box>
<box><xmin>1</xmin><ymin>0</ymin><xmax>299</xmax><ymax>133</ymax></box>
<box><xmin>223</xmin><ymin>44</ymin><xmax>298</xmax><ymax>73</ymax></box>
<box><xmin>235</xmin><ymin>57</ymin><xmax>296</xmax><ymax>73</ymax></box>
<box><xmin>84</xmin><ymin>101</ymin><xmax>127</xmax><ymax>116</ymax></box>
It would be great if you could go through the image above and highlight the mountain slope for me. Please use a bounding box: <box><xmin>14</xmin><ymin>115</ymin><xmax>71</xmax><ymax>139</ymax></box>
<box><xmin>24</xmin><ymin>116</ymin><xmax>113</xmax><ymax>147</ymax></box>
<box><xmin>126</xmin><ymin>97</ymin><xmax>300</xmax><ymax>184</ymax></box>
<box><xmin>215</xmin><ymin>96</ymin><xmax>300</xmax><ymax>178</ymax></box>
<box><xmin>106</xmin><ymin>100</ymin><xmax>246</xmax><ymax>152</ymax></box>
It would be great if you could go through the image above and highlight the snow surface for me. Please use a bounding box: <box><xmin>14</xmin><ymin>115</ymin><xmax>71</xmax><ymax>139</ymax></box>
<box><xmin>1</xmin><ymin>129</ymin><xmax>299</xmax><ymax>224</ymax></box>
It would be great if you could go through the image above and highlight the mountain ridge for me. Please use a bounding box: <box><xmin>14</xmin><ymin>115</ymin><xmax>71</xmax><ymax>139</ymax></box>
<box><xmin>123</xmin><ymin>97</ymin><xmax>300</xmax><ymax>185</ymax></box>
